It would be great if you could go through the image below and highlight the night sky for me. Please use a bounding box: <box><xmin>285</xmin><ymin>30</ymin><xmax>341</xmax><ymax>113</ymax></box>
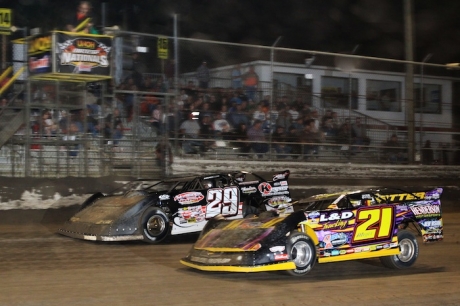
<box><xmin>2</xmin><ymin>0</ymin><xmax>460</xmax><ymax>64</ymax></box>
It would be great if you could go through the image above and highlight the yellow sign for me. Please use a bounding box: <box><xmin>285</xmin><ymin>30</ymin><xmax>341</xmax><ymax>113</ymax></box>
<box><xmin>0</xmin><ymin>8</ymin><xmax>12</xmax><ymax>34</ymax></box>
<box><xmin>157</xmin><ymin>37</ymin><xmax>168</xmax><ymax>59</ymax></box>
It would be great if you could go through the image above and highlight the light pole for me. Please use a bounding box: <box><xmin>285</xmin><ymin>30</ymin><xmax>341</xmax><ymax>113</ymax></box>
<box><xmin>419</xmin><ymin>53</ymin><xmax>432</xmax><ymax>160</ymax></box>
<box><xmin>269</xmin><ymin>36</ymin><xmax>282</xmax><ymax>160</ymax></box>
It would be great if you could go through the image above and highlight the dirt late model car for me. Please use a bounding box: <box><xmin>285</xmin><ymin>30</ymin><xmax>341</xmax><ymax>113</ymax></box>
<box><xmin>180</xmin><ymin>187</ymin><xmax>443</xmax><ymax>276</ymax></box>
<box><xmin>59</xmin><ymin>170</ymin><xmax>293</xmax><ymax>243</ymax></box>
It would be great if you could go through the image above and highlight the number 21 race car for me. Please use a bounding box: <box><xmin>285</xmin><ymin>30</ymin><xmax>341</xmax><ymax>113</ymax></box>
<box><xmin>59</xmin><ymin>170</ymin><xmax>292</xmax><ymax>243</ymax></box>
<box><xmin>180</xmin><ymin>187</ymin><xmax>443</xmax><ymax>276</ymax></box>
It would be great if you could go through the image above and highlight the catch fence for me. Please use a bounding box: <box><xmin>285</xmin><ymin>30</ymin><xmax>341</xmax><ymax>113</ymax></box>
<box><xmin>0</xmin><ymin>29</ymin><xmax>460</xmax><ymax>177</ymax></box>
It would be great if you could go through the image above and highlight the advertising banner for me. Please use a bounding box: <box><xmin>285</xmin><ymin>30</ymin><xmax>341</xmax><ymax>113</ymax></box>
<box><xmin>28</xmin><ymin>33</ymin><xmax>52</xmax><ymax>75</ymax></box>
<box><xmin>56</xmin><ymin>32</ymin><xmax>112</xmax><ymax>75</ymax></box>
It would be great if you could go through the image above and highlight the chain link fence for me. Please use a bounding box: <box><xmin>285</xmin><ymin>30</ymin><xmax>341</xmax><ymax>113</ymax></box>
<box><xmin>0</xmin><ymin>30</ymin><xmax>460</xmax><ymax>177</ymax></box>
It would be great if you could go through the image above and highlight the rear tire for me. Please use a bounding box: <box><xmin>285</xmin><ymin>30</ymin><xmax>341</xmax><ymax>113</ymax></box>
<box><xmin>140</xmin><ymin>208</ymin><xmax>170</xmax><ymax>243</ymax></box>
<box><xmin>286</xmin><ymin>232</ymin><xmax>316</xmax><ymax>276</ymax></box>
<box><xmin>380</xmin><ymin>230</ymin><xmax>419</xmax><ymax>269</ymax></box>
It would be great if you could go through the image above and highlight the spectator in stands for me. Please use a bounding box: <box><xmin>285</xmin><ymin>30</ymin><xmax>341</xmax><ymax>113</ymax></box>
<box><xmin>276</xmin><ymin>103</ymin><xmax>292</xmax><ymax>130</ymax></box>
<box><xmin>196</xmin><ymin>60</ymin><xmax>210</xmax><ymax>89</ymax></box>
<box><xmin>86</xmin><ymin>106</ymin><xmax>100</xmax><ymax>136</ymax></box>
<box><xmin>272</xmin><ymin>125</ymin><xmax>291</xmax><ymax>158</ymax></box>
<box><xmin>149</xmin><ymin>106</ymin><xmax>161</xmax><ymax>133</ymax></box>
<box><xmin>331</xmin><ymin>111</ymin><xmax>341</xmax><ymax>131</ymax></box>
<box><xmin>66</xmin><ymin>1</ymin><xmax>97</xmax><ymax>34</ymax></box>
<box><xmin>321</xmin><ymin>109</ymin><xmax>333</xmax><ymax>126</ymax></box>
<box><xmin>243</xmin><ymin>65</ymin><xmax>259</xmax><ymax>102</ymax></box>
<box><xmin>58</xmin><ymin>110</ymin><xmax>69</xmax><ymax>134</ymax></box>
<box><xmin>180</xmin><ymin>112</ymin><xmax>203</xmax><ymax>154</ymax></box>
<box><xmin>200</xmin><ymin>115</ymin><xmax>215</xmax><ymax>152</ymax></box>
<box><xmin>252</xmin><ymin>101</ymin><xmax>267</xmax><ymax>123</ymax></box>
<box><xmin>336</xmin><ymin>118</ymin><xmax>352</xmax><ymax>153</ymax></box>
<box><xmin>247</xmin><ymin>120</ymin><xmax>268</xmax><ymax>158</ymax></box>
<box><xmin>42</xmin><ymin>110</ymin><xmax>58</xmax><ymax>136</ymax></box>
<box><xmin>232</xmin><ymin>122</ymin><xmax>251</xmax><ymax>156</ymax></box>
<box><xmin>321</xmin><ymin>117</ymin><xmax>338</xmax><ymax>138</ymax></box>
<box><xmin>301</xmin><ymin>119</ymin><xmax>324</xmax><ymax>159</ymax></box>
<box><xmin>383</xmin><ymin>134</ymin><xmax>404</xmax><ymax>164</ymax></box>
<box><xmin>422</xmin><ymin>140</ymin><xmax>434</xmax><ymax>165</ymax></box>
<box><xmin>104</xmin><ymin>108</ymin><xmax>124</xmax><ymax>145</ymax></box>
<box><xmin>212</xmin><ymin>112</ymin><xmax>231</xmax><ymax>136</ymax></box>
<box><xmin>231</xmin><ymin>64</ymin><xmax>243</xmax><ymax>89</ymax></box>
<box><xmin>286</xmin><ymin>126</ymin><xmax>301</xmax><ymax>158</ymax></box>
<box><xmin>227</xmin><ymin>102</ymin><xmax>249</xmax><ymax>129</ymax></box>
<box><xmin>351</xmin><ymin>117</ymin><xmax>371</xmax><ymax>150</ymax></box>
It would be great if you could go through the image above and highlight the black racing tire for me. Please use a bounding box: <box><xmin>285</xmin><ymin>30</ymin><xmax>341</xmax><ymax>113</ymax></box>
<box><xmin>79</xmin><ymin>192</ymin><xmax>104</xmax><ymax>211</ymax></box>
<box><xmin>140</xmin><ymin>207</ymin><xmax>170</xmax><ymax>244</ymax></box>
<box><xmin>380</xmin><ymin>230</ymin><xmax>419</xmax><ymax>269</ymax></box>
<box><xmin>286</xmin><ymin>232</ymin><xmax>316</xmax><ymax>276</ymax></box>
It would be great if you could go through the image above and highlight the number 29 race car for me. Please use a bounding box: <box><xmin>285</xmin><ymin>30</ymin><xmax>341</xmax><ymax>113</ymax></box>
<box><xmin>59</xmin><ymin>170</ymin><xmax>292</xmax><ymax>243</ymax></box>
<box><xmin>180</xmin><ymin>187</ymin><xmax>443</xmax><ymax>276</ymax></box>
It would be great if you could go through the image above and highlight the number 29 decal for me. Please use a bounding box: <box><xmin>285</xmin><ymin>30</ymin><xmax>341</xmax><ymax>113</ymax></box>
<box><xmin>205</xmin><ymin>186</ymin><xmax>240</xmax><ymax>219</ymax></box>
<box><xmin>352</xmin><ymin>207</ymin><xmax>395</xmax><ymax>244</ymax></box>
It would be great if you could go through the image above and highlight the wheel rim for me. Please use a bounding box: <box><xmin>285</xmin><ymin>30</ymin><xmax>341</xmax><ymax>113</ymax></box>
<box><xmin>146</xmin><ymin>215</ymin><xmax>166</xmax><ymax>237</ymax></box>
<box><xmin>291</xmin><ymin>241</ymin><xmax>313</xmax><ymax>268</ymax></box>
<box><xmin>398</xmin><ymin>238</ymin><xmax>415</xmax><ymax>262</ymax></box>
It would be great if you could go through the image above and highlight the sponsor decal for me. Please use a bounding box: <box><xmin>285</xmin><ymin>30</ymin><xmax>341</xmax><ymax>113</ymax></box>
<box><xmin>323</xmin><ymin>232</ymin><xmax>348</xmax><ymax>249</ymax></box>
<box><xmin>346</xmin><ymin>249</ymin><xmax>354</xmax><ymax>254</ymax></box>
<box><xmin>322</xmin><ymin>220</ymin><xmax>349</xmax><ymax>230</ymax></box>
<box><xmin>354</xmin><ymin>247</ymin><xmax>362</xmax><ymax>253</ymax></box>
<box><xmin>307</xmin><ymin>211</ymin><xmax>320</xmax><ymax>219</ymax></box>
<box><xmin>178</xmin><ymin>206</ymin><xmax>206</xmax><ymax>223</ymax></box>
<box><xmin>269</xmin><ymin>246</ymin><xmax>286</xmax><ymax>253</ymax></box>
<box><xmin>241</xmin><ymin>186</ymin><xmax>257</xmax><ymax>194</ymax></box>
<box><xmin>376</xmin><ymin>192</ymin><xmax>425</xmax><ymax>203</ymax></box>
<box><xmin>272</xmin><ymin>171</ymin><xmax>289</xmax><ymax>181</ymax></box>
<box><xmin>258</xmin><ymin>182</ymin><xmax>272</xmax><ymax>195</ymax></box>
<box><xmin>267</xmin><ymin>196</ymin><xmax>291</xmax><ymax>207</ymax></box>
<box><xmin>362</xmin><ymin>194</ymin><xmax>372</xmax><ymax>199</ymax></box>
<box><xmin>28</xmin><ymin>35</ymin><xmax>52</xmax><ymax>55</ymax></box>
<box><xmin>331</xmin><ymin>250</ymin><xmax>340</xmax><ymax>256</ymax></box>
<box><xmin>340</xmin><ymin>250</ymin><xmax>347</xmax><ymax>255</ymax></box>
<box><xmin>159</xmin><ymin>194</ymin><xmax>170</xmax><ymax>200</ymax></box>
<box><xmin>319</xmin><ymin>211</ymin><xmax>354</xmax><ymax>222</ymax></box>
<box><xmin>420</xmin><ymin>220</ymin><xmax>442</xmax><ymax>228</ymax></box>
<box><xmin>396</xmin><ymin>205</ymin><xmax>409</xmax><ymax>212</ymax></box>
<box><xmin>410</xmin><ymin>204</ymin><xmax>441</xmax><ymax>217</ymax></box>
<box><xmin>274</xmin><ymin>253</ymin><xmax>289</xmax><ymax>261</ymax></box>
<box><xmin>174</xmin><ymin>192</ymin><xmax>204</xmax><ymax>205</ymax></box>
<box><xmin>29</xmin><ymin>55</ymin><xmax>51</xmax><ymax>73</ymax></box>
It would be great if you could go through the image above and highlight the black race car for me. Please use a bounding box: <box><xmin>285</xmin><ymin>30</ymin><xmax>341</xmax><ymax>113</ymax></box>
<box><xmin>59</xmin><ymin>170</ymin><xmax>292</xmax><ymax>243</ymax></box>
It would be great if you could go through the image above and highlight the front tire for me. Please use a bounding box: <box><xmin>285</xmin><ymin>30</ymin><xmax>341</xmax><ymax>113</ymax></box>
<box><xmin>286</xmin><ymin>232</ymin><xmax>316</xmax><ymax>276</ymax></box>
<box><xmin>380</xmin><ymin>230</ymin><xmax>419</xmax><ymax>269</ymax></box>
<box><xmin>140</xmin><ymin>207</ymin><xmax>170</xmax><ymax>243</ymax></box>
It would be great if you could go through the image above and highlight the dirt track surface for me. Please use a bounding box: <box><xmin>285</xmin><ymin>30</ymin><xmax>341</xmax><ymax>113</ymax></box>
<box><xmin>1</xmin><ymin>185</ymin><xmax>459</xmax><ymax>306</ymax></box>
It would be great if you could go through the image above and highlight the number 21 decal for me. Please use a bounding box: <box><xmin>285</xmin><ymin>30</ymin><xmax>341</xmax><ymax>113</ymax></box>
<box><xmin>205</xmin><ymin>186</ymin><xmax>239</xmax><ymax>219</ymax></box>
<box><xmin>352</xmin><ymin>207</ymin><xmax>394</xmax><ymax>244</ymax></box>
